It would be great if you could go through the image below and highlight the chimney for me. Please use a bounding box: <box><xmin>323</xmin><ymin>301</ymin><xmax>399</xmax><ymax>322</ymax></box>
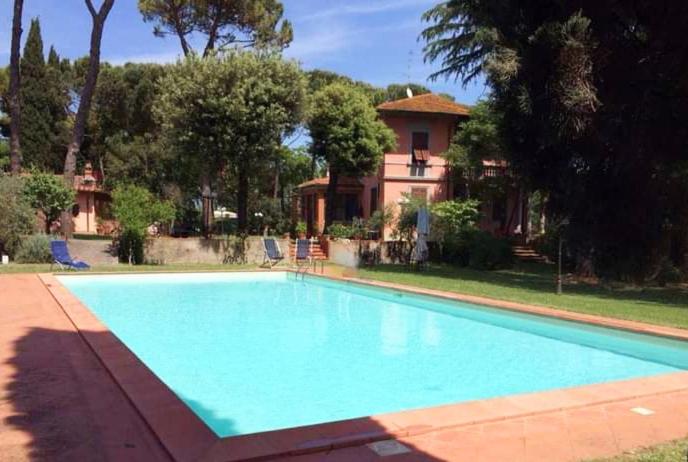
<box><xmin>82</xmin><ymin>161</ymin><xmax>96</xmax><ymax>184</ymax></box>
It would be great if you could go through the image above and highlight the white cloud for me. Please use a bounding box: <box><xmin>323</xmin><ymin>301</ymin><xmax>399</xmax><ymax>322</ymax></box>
<box><xmin>105</xmin><ymin>50</ymin><xmax>183</xmax><ymax>65</ymax></box>
<box><xmin>284</xmin><ymin>19</ymin><xmax>419</xmax><ymax>61</ymax></box>
<box><xmin>299</xmin><ymin>0</ymin><xmax>434</xmax><ymax>22</ymax></box>
<box><xmin>284</xmin><ymin>24</ymin><xmax>351</xmax><ymax>60</ymax></box>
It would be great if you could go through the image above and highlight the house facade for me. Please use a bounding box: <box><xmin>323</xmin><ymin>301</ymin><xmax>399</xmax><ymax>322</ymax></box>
<box><xmin>296</xmin><ymin>93</ymin><xmax>528</xmax><ymax>241</ymax></box>
<box><xmin>69</xmin><ymin>162</ymin><xmax>115</xmax><ymax>235</ymax></box>
<box><xmin>41</xmin><ymin>163</ymin><xmax>115</xmax><ymax>235</ymax></box>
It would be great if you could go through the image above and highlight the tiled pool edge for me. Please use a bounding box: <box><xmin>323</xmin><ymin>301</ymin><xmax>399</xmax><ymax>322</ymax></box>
<box><xmin>40</xmin><ymin>271</ymin><xmax>688</xmax><ymax>462</ymax></box>
<box><xmin>332</xmin><ymin>274</ymin><xmax>688</xmax><ymax>342</ymax></box>
<box><xmin>39</xmin><ymin>273</ymin><xmax>217</xmax><ymax>462</ymax></box>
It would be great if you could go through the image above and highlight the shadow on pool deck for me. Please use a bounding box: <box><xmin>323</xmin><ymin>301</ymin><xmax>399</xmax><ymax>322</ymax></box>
<box><xmin>2</xmin><ymin>327</ymin><xmax>171</xmax><ymax>461</ymax></box>
<box><xmin>2</xmin><ymin>326</ymin><xmax>449</xmax><ymax>461</ymax></box>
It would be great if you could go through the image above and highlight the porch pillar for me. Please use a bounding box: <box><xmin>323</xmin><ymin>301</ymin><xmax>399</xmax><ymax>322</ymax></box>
<box><xmin>316</xmin><ymin>192</ymin><xmax>326</xmax><ymax>235</ymax></box>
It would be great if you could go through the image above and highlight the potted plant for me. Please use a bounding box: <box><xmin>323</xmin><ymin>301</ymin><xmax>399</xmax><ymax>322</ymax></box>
<box><xmin>295</xmin><ymin>221</ymin><xmax>307</xmax><ymax>239</ymax></box>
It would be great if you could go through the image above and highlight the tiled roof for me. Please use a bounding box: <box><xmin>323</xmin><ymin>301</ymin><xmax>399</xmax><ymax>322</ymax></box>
<box><xmin>377</xmin><ymin>93</ymin><xmax>470</xmax><ymax>116</ymax></box>
<box><xmin>298</xmin><ymin>176</ymin><xmax>363</xmax><ymax>189</ymax></box>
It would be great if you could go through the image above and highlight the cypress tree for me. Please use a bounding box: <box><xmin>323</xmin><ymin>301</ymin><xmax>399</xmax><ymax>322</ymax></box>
<box><xmin>46</xmin><ymin>45</ymin><xmax>70</xmax><ymax>168</ymax></box>
<box><xmin>20</xmin><ymin>18</ymin><xmax>61</xmax><ymax>171</ymax></box>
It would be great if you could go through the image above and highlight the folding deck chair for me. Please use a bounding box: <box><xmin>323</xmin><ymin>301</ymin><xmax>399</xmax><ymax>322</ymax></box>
<box><xmin>50</xmin><ymin>240</ymin><xmax>91</xmax><ymax>270</ymax></box>
<box><xmin>262</xmin><ymin>238</ymin><xmax>284</xmax><ymax>268</ymax></box>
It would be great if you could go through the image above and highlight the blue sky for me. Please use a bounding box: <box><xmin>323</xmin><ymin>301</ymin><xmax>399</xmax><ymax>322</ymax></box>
<box><xmin>0</xmin><ymin>0</ymin><xmax>486</xmax><ymax>105</ymax></box>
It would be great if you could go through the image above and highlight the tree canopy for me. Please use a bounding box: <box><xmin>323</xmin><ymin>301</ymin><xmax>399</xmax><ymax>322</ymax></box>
<box><xmin>308</xmin><ymin>82</ymin><xmax>395</xmax><ymax>229</ymax></box>
<box><xmin>22</xmin><ymin>172</ymin><xmax>74</xmax><ymax>233</ymax></box>
<box><xmin>155</xmin><ymin>51</ymin><xmax>306</xmax><ymax>231</ymax></box>
<box><xmin>423</xmin><ymin>0</ymin><xmax>688</xmax><ymax>279</ymax></box>
<box><xmin>138</xmin><ymin>0</ymin><xmax>293</xmax><ymax>56</ymax></box>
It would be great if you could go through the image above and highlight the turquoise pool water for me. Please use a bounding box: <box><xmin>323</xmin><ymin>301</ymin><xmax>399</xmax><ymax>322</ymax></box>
<box><xmin>57</xmin><ymin>272</ymin><xmax>688</xmax><ymax>437</ymax></box>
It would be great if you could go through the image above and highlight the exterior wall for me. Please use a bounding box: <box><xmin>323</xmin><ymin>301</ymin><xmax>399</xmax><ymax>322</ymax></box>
<box><xmin>145</xmin><ymin>236</ymin><xmax>292</xmax><ymax>265</ymax></box>
<box><xmin>73</xmin><ymin>191</ymin><xmax>96</xmax><ymax>234</ymax></box>
<box><xmin>70</xmin><ymin>191</ymin><xmax>115</xmax><ymax>235</ymax></box>
<box><xmin>360</xmin><ymin>175</ymin><xmax>381</xmax><ymax>219</ymax></box>
<box><xmin>328</xmin><ymin>240</ymin><xmax>361</xmax><ymax>267</ymax></box>
<box><xmin>382</xmin><ymin>113</ymin><xmax>457</xmax><ymax>155</ymax></box>
<box><xmin>374</xmin><ymin>112</ymin><xmax>460</xmax><ymax>239</ymax></box>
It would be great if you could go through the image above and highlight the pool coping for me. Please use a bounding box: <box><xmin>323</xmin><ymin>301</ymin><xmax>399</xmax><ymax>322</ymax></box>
<box><xmin>38</xmin><ymin>270</ymin><xmax>688</xmax><ymax>462</ymax></box>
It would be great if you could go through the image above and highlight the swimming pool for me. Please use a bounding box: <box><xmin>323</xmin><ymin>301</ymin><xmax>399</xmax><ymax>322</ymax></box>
<box><xmin>57</xmin><ymin>272</ymin><xmax>688</xmax><ymax>437</ymax></box>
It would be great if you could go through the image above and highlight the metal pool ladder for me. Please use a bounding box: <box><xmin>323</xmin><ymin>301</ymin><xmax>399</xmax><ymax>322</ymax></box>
<box><xmin>296</xmin><ymin>259</ymin><xmax>324</xmax><ymax>280</ymax></box>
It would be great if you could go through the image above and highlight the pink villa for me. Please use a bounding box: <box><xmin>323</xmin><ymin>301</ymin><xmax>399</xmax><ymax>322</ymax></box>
<box><xmin>40</xmin><ymin>162</ymin><xmax>115</xmax><ymax>235</ymax></box>
<box><xmin>296</xmin><ymin>93</ymin><xmax>529</xmax><ymax>241</ymax></box>
<box><xmin>68</xmin><ymin>162</ymin><xmax>115</xmax><ymax>235</ymax></box>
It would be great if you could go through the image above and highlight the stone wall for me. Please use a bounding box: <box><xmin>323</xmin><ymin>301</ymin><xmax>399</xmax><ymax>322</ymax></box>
<box><xmin>328</xmin><ymin>240</ymin><xmax>361</xmax><ymax>268</ymax></box>
<box><xmin>144</xmin><ymin>237</ymin><xmax>291</xmax><ymax>265</ymax></box>
<box><xmin>326</xmin><ymin>239</ymin><xmax>420</xmax><ymax>268</ymax></box>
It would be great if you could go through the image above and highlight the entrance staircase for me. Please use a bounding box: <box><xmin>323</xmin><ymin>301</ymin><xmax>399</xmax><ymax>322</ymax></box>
<box><xmin>512</xmin><ymin>244</ymin><xmax>548</xmax><ymax>263</ymax></box>
<box><xmin>289</xmin><ymin>240</ymin><xmax>328</xmax><ymax>261</ymax></box>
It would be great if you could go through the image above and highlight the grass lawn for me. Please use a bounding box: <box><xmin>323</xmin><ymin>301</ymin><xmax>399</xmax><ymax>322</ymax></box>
<box><xmin>357</xmin><ymin>262</ymin><xmax>688</xmax><ymax>329</ymax></box>
<box><xmin>592</xmin><ymin>439</ymin><xmax>688</xmax><ymax>461</ymax></box>
<box><xmin>0</xmin><ymin>262</ymin><xmax>261</xmax><ymax>274</ymax></box>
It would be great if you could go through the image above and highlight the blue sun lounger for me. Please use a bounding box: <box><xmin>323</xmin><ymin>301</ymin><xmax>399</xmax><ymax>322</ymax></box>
<box><xmin>262</xmin><ymin>238</ymin><xmax>284</xmax><ymax>268</ymax></box>
<box><xmin>50</xmin><ymin>240</ymin><xmax>91</xmax><ymax>270</ymax></box>
<box><xmin>295</xmin><ymin>239</ymin><xmax>312</xmax><ymax>269</ymax></box>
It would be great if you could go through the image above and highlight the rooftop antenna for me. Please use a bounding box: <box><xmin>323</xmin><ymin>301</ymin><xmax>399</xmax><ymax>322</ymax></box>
<box><xmin>405</xmin><ymin>50</ymin><xmax>413</xmax><ymax>98</ymax></box>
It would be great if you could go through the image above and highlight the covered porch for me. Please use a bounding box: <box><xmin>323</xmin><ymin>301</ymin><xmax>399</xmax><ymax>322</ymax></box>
<box><xmin>295</xmin><ymin>177</ymin><xmax>364</xmax><ymax>236</ymax></box>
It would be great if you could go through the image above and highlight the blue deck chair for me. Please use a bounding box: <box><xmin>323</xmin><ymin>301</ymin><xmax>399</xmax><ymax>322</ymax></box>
<box><xmin>50</xmin><ymin>240</ymin><xmax>90</xmax><ymax>270</ymax></box>
<box><xmin>295</xmin><ymin>239</ymin><xmax>312</xmax><ymax>269</ymax></box>
<box><xmin>262</xmin><ymin>238</ymin><xmax>284</xmax><ymax>268</ymax></box>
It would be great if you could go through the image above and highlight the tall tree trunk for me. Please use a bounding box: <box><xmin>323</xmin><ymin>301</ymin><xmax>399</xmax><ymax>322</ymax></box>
<box><xmin>8</xmin><ymin>0</ymin><xmax>23</xmax><ymax>174</ymax></box>
<box><xmin>324</xmin><ymin>170</ymin><xmax>339</xmax><ymax>232</ymax></box>
<box><xmin>60</xmin><ymin>0</ymin><xmax>115</xmax><ymax>237</ymax></box>
<box><xmin>200</xmin><ymin>172</ymin><xmax>212</xmax><ymax>237</ymax></box>
<box><xmin>237</xmin><ymin>167</ymin><xmax>249</xmax><ymax>232</ymax></box>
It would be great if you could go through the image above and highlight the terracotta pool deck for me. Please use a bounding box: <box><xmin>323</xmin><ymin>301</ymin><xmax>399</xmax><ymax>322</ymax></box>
<box><xmin>0</xmin><ymin>270</ymin><xmax>687</xmax><ymax>461</ymax></box>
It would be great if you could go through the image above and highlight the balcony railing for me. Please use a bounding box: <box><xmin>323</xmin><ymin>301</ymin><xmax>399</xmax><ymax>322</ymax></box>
<box><xmin>480</xmin><ymin>165</ymin><xmax>509</xmax><ymax>178</ymax></box>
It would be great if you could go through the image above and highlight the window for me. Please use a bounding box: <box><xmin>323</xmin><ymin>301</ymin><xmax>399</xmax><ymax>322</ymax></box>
<box><xmin>410</xmin><ymin>187</ymin><xmax>428</xmax><ymax>203</ymax></box>
<box><xmin>370</xmin><ymin>187</ymin><xmax>378</xmax><ymax>214</ymax></box>
<box><xmin>334</xmin><ymin>194</ymin><xmax>359</xmax><ymax>222</ymax></box>
<box><xmin>411</xmin><ymin>131</ymin><xmax>429</xmax><ymax>177</ymax></box>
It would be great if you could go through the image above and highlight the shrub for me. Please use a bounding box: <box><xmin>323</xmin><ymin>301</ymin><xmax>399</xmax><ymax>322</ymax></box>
<box><xmin>431</xmin><ymin>199</ymin><xmax>480</xmax><ymax>238</ymax></box>
<box><xmin>368</xmin><ymin>205</ymin><xmax>394</xmax><ymax>236</ymax></box>
<box><xmin>466</xmin><ymin>231</ymin><xmax>513</xmax><ymax>270</ymax></box>
<box><xmin>656</xmin><ymin>259</ymin><xmax>683</xmax><ymax>287</ymax></box>
<box><xmin>111</xmin><ymin>185</ymin><xmax>175</xmax><ymax>265</ymax></box>
<box><xmin>0</xmin><ymin>175</ymin><xmax>35</xmax><ymax>257</ymax></box>
<box><xmin>328</xmin><ymin>223</ymin><xmax>354</xmax><ymax>239</ymax></box>
<box><xmin>430</xmin><ymin>199</ymin><xmax>481</xmax><ymax>262</ymax></box>
<box><xmin>15</xmin><ymin>234</ymin><xmax>52</xmax><ymax>263</ymax></box>
<box><xmin>437</xmin><ymin>232</ymin><xmax>471</xmax><ymax>266</ymax></box>
<box><xmin>392</xmin><ymin>194</ymin><xmax>426</xmax><ymax>241</ymax></box>
<box><xmin>117</xmin><ymin>228</ymin><xmax>145</xmax><ymax>265</ymax></box>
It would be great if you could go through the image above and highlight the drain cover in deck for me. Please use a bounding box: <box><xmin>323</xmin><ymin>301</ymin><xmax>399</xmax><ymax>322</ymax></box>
<box><xmin>367</xmin><ymin>440</ymin><xmax>412</xmax><ymax>456</ymax></box>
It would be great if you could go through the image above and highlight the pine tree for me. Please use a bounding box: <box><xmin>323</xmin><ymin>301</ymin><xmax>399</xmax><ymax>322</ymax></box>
<box><xmin>20</xmin><ymin>18</ymin><xmax>55</xmax><ymax>171</ymax></box>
